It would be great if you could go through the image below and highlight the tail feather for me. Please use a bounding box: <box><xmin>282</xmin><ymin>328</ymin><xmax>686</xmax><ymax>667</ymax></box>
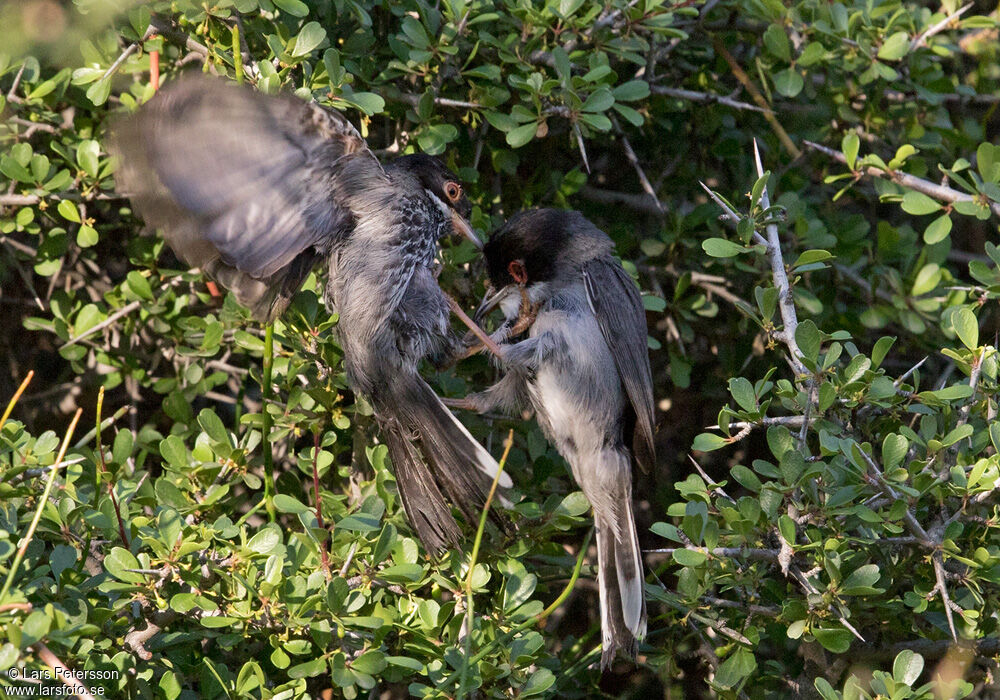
<box><xmin>376</xmin><ymin>372</ymin><xmax>514</xmax><ymax>551</ymax></box>
<box><xmin>380</xmin><ymin>420</ymin><xmax>462</xmax><ymax>554</ymax></box>
<box><xmin>594</xmin><ymin>491</ymin><xmax>646</xmax><ymax>670</ymax></box>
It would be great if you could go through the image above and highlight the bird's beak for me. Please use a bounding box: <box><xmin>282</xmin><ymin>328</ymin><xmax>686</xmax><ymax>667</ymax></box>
<box><xmin>474</xmin><ymin>284</ymin><xmax>515</xmax><ymax>324</ymax></box>
<box><xmin>451</xmin><ymin>211</ymin><xmax>483</xmax><ymax>250</ymax></box>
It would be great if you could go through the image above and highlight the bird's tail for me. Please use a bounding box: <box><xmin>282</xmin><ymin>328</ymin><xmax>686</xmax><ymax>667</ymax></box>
<box><xmin>375</xmin><ymin>371</ymin><xmax>513</xmax><ymax>554</ymax></box>
<box><xmin>595</xmin><ymin>481</ymin><xmax>647</xmax><ymax>670</ymax></box>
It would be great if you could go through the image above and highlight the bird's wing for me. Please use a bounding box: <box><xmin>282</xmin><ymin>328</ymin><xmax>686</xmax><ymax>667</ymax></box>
<box><xmin>582</xmin><ymin>257</ymin><xmax>656</xmax><ymax>472</ymax></box>
<box><xmin>109</xmin><ymin>75</ymin><xmax>387</xmax><ymax>317</ymax></box>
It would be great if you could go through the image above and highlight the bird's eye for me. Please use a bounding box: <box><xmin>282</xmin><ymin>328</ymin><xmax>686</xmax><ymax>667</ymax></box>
<box><xmin>444</xmin><ymin>181</ymin><xmax>462</xmax><ymax>202</ymax></box>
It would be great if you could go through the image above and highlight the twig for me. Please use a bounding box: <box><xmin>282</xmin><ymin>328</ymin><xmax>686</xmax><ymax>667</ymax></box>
<box><xmin>572</xmin><ymin>122</ymin><xmax>591</xmax><ymax>174</ymax></box>
<box><xmin>611</xmin><ymin>115</ymin><xmax>664</xmax><ymax>215</ymax></box>
<box><xmin>0</xmin><ymin>409</ymin><xmax>82</xmax><ymax>603</ymax></box>
<box><xmin>33</xmin><ymin>643</ymin><xmax>98</xmax><ymax>700</ymax></box>
<box><xmin>707</xmin><ymin>415</ymin><xmax>808</xmax><ymax>430</ymax></box>
<box><xmin>459</xmin><ymin>430</ymin><xmax>514</xmax><ymax>697</ymax></box>
<box><xmin>834</xmin><ymin>263</ymin><xmax>896</xmax><ymax>304</ymax></box>
<box><xmin>698</xmin><ymin>181</ymin><xmax>768</xmax><ymax>246</ymax></box>
<box><xmin>94</xmin><ymin>387</ymin><xmax>129</xmax><ymax>547</ymax></box>
<box><xmin>645</xmin><ymin>546</ymin><xmax>780</xmax><ymax>562</ymax></box>
<box><xmin>149</xmin><ymin>15</ymin><xmax>209</xmax><ymax>58</ymax></box>
<box><xmin>392</xmin><ymin>92</ymin><xmax>481</xmax><ymax>110</ymax></box>
<box><xmin>712</xmin><ymin>40</ymin><xmax>801</xmax><ymax>158</ymax></box>
<box><xmin>650</xmin><ymin>85</ymin><xmax>766</xmax><ymax>113</ymax></box>
<box><xmin>6</xmin><ymin>62</ymin><xmax>25</xmax><ymax>102</ymax></box>
<box><xmin>101</xmin><ymin>26</ymin><xmax>154</xmax><ymax>83</ymax></box>
<box><xmin>932</xmin><ymin>552</ymin><xmax>959</xmax><ymax>642</ymax></box>
<box><xmin>60</xmin><ymin>300</ymin><xmax>142</xmax><ymax>349</ymax></box>
<box><xmin>578</xmin><ymin>186</ymin><xmax>668</xmax><ymax>215</ymax></box>
<box><xmin>688</xmin><ymin>455</ymin><xmax>735</xmax><ymax>502</ymax></box>
<box><xmin>909</xmin><ymin>3</ymin><xmax>974</xmax><ymax>51</ymax></box>
<box><xmin>754</xmin><ymin>140</ymin><xmax>807</xmax><ymax>374</ymax></box>
<box><xmin>804</xmin><ymin>140</ymin><xmax>1000</xmax><ymax>219</ymax></box>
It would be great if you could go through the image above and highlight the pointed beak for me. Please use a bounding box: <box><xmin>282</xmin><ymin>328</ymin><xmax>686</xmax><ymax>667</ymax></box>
<box><xmin>451</xmin><ymin>211</ymin><xmax>483</xmax><ymax>250</ymax></box>
<box><xmin>474</xmin><ymin>284</ymin><xmax>514</xmax><ymax>324</ymax></box>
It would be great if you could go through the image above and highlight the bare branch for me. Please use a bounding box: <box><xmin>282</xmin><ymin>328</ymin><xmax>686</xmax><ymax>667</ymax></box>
<box><xmin>754</xmin><ymin>140</ymin><xmax>808</xmax><ymax>375</ymax></box>
<box><xmin>60</xmin><ymin>301</ymin><xmax>143</xmax><ymax>349</ymax></box>
<box><xmin>650</xmin><ymin>85</ymin><xmax>766</xmax><ymax>113</ymax></box>
<box><xmin>611</xmin><ymin>114</ymin><xmax>664</xmax><ymax>215</ymax></box>
<box><xmin>804</xmin><ymin>139</ymin><xmax>1000</xmax><ymax>219</ymax></box>
<box><xmin>909</xmin><ymin>3</ymin><xmax>974</xmax><ymax>51</ymax></box>
<box><xmin>578</xmin><ymin>185</ymin><xmax>667</xmax><ymax>215</ymax></box>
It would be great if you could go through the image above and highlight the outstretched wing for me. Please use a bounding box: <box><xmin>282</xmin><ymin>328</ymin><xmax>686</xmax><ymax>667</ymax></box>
<box><xmin>582</xmin><ymin>257</ymin><xmax>656</xmax><ymax>472</ymax></box>
<box><xmin>109</xmin><ymin>74</ymin><xmax>387</xmax><ymax>321</ymax></box>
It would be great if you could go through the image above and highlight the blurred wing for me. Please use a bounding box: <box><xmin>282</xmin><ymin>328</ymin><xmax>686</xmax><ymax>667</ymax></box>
<box><xmin>109</xmin><ymin>74</ymin><xmax>387</xmax><ymax>319</ymax></box>
<box><xmin>582</xmin><ymin>258</ymin><xmax>656</xmax><ymax>472</ymax></box>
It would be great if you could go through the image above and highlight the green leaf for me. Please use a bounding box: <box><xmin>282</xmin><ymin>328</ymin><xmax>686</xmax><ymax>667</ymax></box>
<box><xmin>882</xmin><ymin>434</ymin><xmax>907</xmax><ymax>470</ymax></box>
<box><xmin>76</xmin><ymin>139</ymin><xmax>100</xmax><ymax>179</ymax></box>
<box><xmin>763</xmin><ymin>25</ymin><xmax>791</xmax><ymax>61</ymax></box>
<box><xmin>878</xmin><ymin>32</ymin><xmax>910</xmax><ymax>61</ymax></box>
<box><xmin>923</xmin><ymin>214</ymin><xmax>952</xmax><ymax>244</ymax></box>
<box><xmin>582</xmin><ymin>88</ymin><xmax>615</xmax><ymax>113</ymax></box>
<box><xmin>792</xmin><ymin>249</ymin><xmax>834</xmax><ymax>267</ymax></box>
<box><xmin>813</xmin><ymin>627</ymin><xmax>852</xmax><ymax>653</ymax></box>
<box><xmin>714</xmin><ymin>648</ymin><xmax>757</xmax><ymax>689</ymax></box>
<box><xmin>57</xmin><ymin>199</ymin><xmax>80</xmax><ymax>223</ymax></box>
<box><xmin>728</xmin><ymin>377</ymin><xmax>757</xmax><ymax>411</ymax></box>
<box><xmin>901</xmin><ymin>191</ymin><xmax>941</xmax><ymax>216</ymax></box>
<box><xmin>274</xmin><ymin>494</ymin><xmax>310</xmax><ymax>514</ymax></box>
<box><xmin>292</xmin><ymin>22</ymin><xmax>327</xmax><ymax>57</ymax></box>
<box><xmin>105</xmin><ymin>546</ymin><xmax>144</xmax><ymax>583</ymax></box>
<box><xmin>77</xmin><ymin>225</ymin><xmax>98</xmax><ymax>248</ymax></box>
<box><xmin>672</xmin><ymin>548</ymin><xmax>707</xmax><ymax>566</ymax></box>
<box><xmin>893</xmin><ymin>650</ymin><xmax>924</xmax><ymax>685</ymax></box>
<box><xmin>506</xmin><ymin>122</ymin><xmax>538</xmax><ymax>148</ymax></box>
<box><xmin>795</xmin><ymin>319</ymin><xmax>822</xmax><ymax>362</ymax></box>
<box><xmin>126</xmin><ymin>270</ymin><xmax>153</xmax><ymax>301</ymax></box>
<box><xmin>611</xmin><ymin>80</ymin><xmax>650</xmax><ymax>102</ymax></box>
<box><xmin>522</xmin><ymin>668</ymin><xmax>556</xmax><ymax>696</ymax></box>
<box><xmin>50</xmin><ymin>544</ymin><xmax>78</xmax><ymax>581</ymax></box>
<box><xmin>953</xmin><ymin>307</ymin><xmax>979</xmax><ymax>350</ymax></box>
<box><xmin>273</xmin><ymin>0</ymin><xmax>309</xmax><ymax>16</ymax></box>
<box><xmin>773</xmin><ymin>68</ymin><xmax>804</xmax><ymax>97</ymax></box>
<box><xmin>692</xmin><ymin>432</ymin><xmax>727</xmax><ymax>452</ymax></box>
<box><xmin>911</xmin><ymin>263</ymin><xmax>942</xmax><ymax>296</ymax></box>
<box><xmin>840</xmin><ymin>563</ymin><xmax>880</xmax><ymax>594</ymax></box>
<box><xmin>702</xmin><ymin>238</ymin><xmax>747</xmax><ymax>258</ymax></box>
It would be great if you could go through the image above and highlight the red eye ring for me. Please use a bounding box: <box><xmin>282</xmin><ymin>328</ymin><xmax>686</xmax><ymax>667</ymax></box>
<box><xmin>508</xmin><ymin>259</ymin><xmax>528</xmax><ymax>285</ymax></box>
<box><xmin>444</xmin><ymin>181</ymin><xmax>462</xmax><ymax>202</ymax></box>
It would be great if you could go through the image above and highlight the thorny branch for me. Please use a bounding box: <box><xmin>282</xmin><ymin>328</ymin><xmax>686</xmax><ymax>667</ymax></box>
<box><xmin>804</xmin><ymin>139</ymin><xmax>1000</xmax><ymax>220</ymax></box>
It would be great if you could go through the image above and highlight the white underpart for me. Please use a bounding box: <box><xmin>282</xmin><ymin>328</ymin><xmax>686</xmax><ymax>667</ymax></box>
<box><xmin>425</xmin><ymin>189</ymin><xmax>452</xmax><ymax>218</ymax></box>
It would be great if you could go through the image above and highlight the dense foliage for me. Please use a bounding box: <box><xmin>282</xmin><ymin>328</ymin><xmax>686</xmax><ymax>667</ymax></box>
<box><xmin>3</xmin><ymin>0</ymin><xmax>1000</xmax><ymax>697</ymax></box>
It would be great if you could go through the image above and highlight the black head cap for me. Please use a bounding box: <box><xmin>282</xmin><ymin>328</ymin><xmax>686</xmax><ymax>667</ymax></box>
<box><xmin>484</xmin><ymin>209</ymin><xmax>591</xmax><ymax>287</ymax></box>
<box><xmin>392</xmin><ymin>153</ymin><xmax>471</xmax><ymax>218</ymax></box>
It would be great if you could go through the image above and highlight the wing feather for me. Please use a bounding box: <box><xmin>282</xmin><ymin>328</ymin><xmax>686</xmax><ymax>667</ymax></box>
<box><xmin>109</xmin><ymin>74</ymin><xmax>387</xmax><ymax>320</ymax></box>
<box><xmin>582</xmin><ymin>258</ymin><xmax>656</xmax><ymax>471</ymax></box>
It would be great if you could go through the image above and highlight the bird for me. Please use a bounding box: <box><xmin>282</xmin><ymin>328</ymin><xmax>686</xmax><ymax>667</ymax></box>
<box><xmin>460</xmin><ymin>208</ymin><xmax>655</xmax><ymax>669</ymax></box>
<box><xmin>108</xmin><ymin>75</ymin><xmax>512</xmax><ymax>554</ymax></box>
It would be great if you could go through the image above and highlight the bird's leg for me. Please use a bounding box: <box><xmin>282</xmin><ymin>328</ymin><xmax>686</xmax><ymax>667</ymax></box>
<box><xmin>446</xmin><ymin>294</ymin><xmax>504</xmax><ymax>359</ymax></box>
<box><xmin>440</xmin><ymin>396</ymin><xmax>479</xmax><ymax>411</ymax></box>
<box><xmin>509</xmin><ymin>285</ymin><xmax>540</xmax><ymax>336</ymax></box>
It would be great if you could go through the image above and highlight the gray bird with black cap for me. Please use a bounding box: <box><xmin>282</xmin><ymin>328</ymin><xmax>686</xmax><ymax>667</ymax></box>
<box><xmin>461</xmin><ymin>208</ymin><xmax>655</xmax><ymax>668</ymax></box>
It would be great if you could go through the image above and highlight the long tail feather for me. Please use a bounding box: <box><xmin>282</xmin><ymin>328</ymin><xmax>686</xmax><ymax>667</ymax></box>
<box><xmin>375</xmin><ymin>372</ymin><xmax>514</xmax><ymax>550</ymax></box>
<box><xmin>380</xmin><ymin>420</ymin><xmax>461</xmax><ymax>554</ymax></box>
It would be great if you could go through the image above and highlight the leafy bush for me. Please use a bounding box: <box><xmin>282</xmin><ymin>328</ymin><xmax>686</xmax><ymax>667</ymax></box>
<box><xmin>2</xmin><ymin>0</ymin><xmax>1000</xmax><ymax>697</ymax></box>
